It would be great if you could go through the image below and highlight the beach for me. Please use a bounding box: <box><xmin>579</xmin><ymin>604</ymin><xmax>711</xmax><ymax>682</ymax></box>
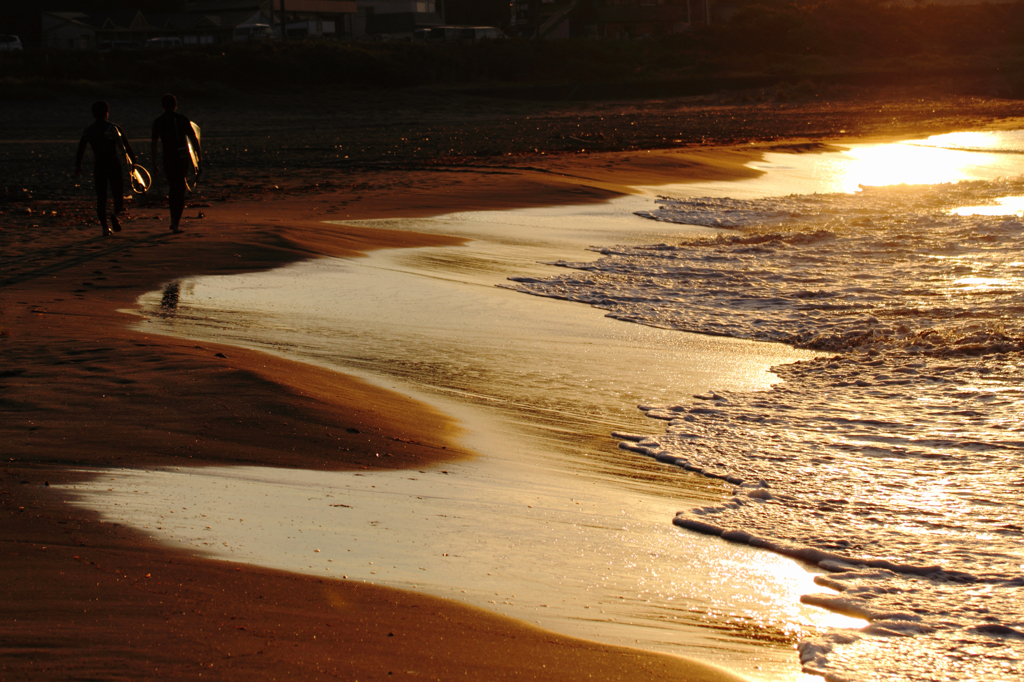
<box><xmin>2</xmin><ymin>89</ymin><xmax>1022</xmax><ymax>680</ymax></box>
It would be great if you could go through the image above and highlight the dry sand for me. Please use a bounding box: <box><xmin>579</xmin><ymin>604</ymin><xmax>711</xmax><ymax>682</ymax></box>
<box><xmin>3</xmin><ymin>90</ymin><xmax>1021</xmax><ymax>680</ymax></box>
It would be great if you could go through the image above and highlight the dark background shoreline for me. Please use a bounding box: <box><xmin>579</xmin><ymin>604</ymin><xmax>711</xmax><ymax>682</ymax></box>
<box><xmin>4</xmin><ymin>85</ymin><xmax>1023</xmax><ymax>214</ymax></box>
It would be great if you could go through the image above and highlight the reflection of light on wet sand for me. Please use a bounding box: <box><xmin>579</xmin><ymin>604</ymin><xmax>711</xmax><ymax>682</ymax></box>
<box><xmin>117</xmin><ymin>250</ymin><xmax>831</xmax><ymax>681</ymax></box>
<box><xmin>66</xmin><ymin>462</ymin><xmax>863</xmax><ymax>681</ymax></box>
<box><xmin>93</xmin><ymin>133</ymin><xmax>1024</xmax><ymax>679</ymax></box>
<box><xmin>109</xmin><ymin>195</ymin><xmax>845</xmax><ymax>681</ymax></box>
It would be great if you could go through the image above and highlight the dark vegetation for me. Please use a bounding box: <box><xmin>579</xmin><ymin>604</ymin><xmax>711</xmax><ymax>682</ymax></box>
<box><xmin>717</xmin><ymin>0</ymin><xmax>1024</xmax><ymax>57</ymax></box>
<box><xmin>2</xmin><ymin>0</ymin><xmax>1024</xmax><ymax>99</ymax></box>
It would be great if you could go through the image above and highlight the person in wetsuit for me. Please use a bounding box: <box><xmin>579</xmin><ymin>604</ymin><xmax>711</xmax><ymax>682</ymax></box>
<box><xmin>75</xmin><ymin>100</ymin><xmax>136</xmax><ymax>236</ymax></box>
<box><xmin>151</xmin><ymin>94</ymin><xmax>200</xmax><ymax>234</ymax></box>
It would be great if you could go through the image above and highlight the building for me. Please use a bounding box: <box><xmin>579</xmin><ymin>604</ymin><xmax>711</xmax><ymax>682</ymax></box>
<box><xmin>355</xmin><ymin>0</ymin><xmax>443</xmax><ymax>38</ymax></box>
<box><xmin>38</xmin><ymin>1</ymin><xmax>358</xmax><ymax>48</ymax></box>
<box><xmin>444</xmin><ymin>0</ymin><xmax>510</xmax><ymax>30</ymax></box>
<box><xmin>89</xmin><ymin>10</ymin><xmax>153</xmax><ymax>44</ymax></box>
<box><xmin>271</xmin><ymin>0</ymin><xmax>358</xmax><ymax>37</ymax></box>
<box><xmin>148</xmin><ymin>12</ymin><xmax>225</xmax><ymax>46</ymax></box>
<box><xmin>185</xmin><ymin>0</ymin><xmax>273</xmax><ymax>31</ymax></box>
<box><xmin>41</xmin><ymin>12</ymin><xmax>97</xmax><ymax>50</ymax></box>
<box><xmin>511</xmin><ymin>0</ymin><xmax>580</xmax><ymax>37</ymax></box>
<box><xmin>188</xmin><ymin>0</ymin><xmax>357</xmax><ymax>38</ymax></box>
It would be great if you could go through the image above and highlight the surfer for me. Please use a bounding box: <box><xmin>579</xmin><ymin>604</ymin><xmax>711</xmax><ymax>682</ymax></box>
<box><xmin>75</xmin><ymin>100</ymin><xmax>137</xmax><ymax>237</ymax></box>
<box><xmin>151</xmin><ymin>93</ymin><xmax>201</xmax><ymax>234</ymax></box>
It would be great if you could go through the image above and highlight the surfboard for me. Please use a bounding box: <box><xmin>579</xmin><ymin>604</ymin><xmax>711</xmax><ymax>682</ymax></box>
<box><xmin>182</xmin><ymin>121</ymin><xmax>201</xmax><ymax>192</ymax></box>
<box><xmin>185</xmin><ymin>121</ymin><xmax>201</xmax><ymax>175</ymax></box>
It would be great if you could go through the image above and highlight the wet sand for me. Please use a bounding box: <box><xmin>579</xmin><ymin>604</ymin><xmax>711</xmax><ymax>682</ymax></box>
<box><xmin>3</xmin><ymin>90</ymin><xmax>1022</xmax><ymax>679</ymax></box>
<box><xmin>1</xmin><ymin>149</ymin><xmax>773</xmax><ymax>680</ymax></box>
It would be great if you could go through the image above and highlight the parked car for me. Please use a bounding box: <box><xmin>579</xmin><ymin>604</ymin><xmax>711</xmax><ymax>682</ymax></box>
<box><xmin>0</xmin><ymin>35</ymin><xmax>23</xmax><ymax>51</ymax></box>
<box><xmin>145</xmin><ymin>36</ymin><xmax>182</xmax><ymax>49</ymax></box>
<box><xmin>427</xmin><ymin>26</ymin><xmax>460</xmax><ymax>42</ymax></box>
<box><xmin>232</xmin><ymin>23</ymin><xmax>275</xmax><ymax>41</ymax></box>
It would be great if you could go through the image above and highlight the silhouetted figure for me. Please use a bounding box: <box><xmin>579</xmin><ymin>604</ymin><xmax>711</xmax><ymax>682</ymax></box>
<box><xmin>151</xmin><ymin>94</ymin><xmax>201</xmax><ymax>234</ymax></box>
<box><xmin>76</xmin><ymin>100</ymin><xmax>136</xmax><ymax>237</ymax></box>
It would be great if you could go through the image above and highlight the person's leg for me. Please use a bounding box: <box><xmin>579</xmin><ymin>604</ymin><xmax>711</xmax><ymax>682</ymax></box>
<box><xmin>168</xmin><ymin>173</ymin><xmax>186</xmax><ymax>231</ymax></box>
<box><xmin>164</xmin><ymin>162</ymin><xmax>186</xmax><ymax>232</ymax></box>
<box><xmin>109</xmin><ymin>166</ymin><xmax>123</xmax><ymax>232</ymax></box>
<box><xmin>94</xmin><ymin>169</ymin><xmax>110</xmax><ymax>235</ymax></box>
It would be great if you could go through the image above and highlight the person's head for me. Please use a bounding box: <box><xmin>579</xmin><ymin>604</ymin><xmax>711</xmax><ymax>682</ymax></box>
<box><xmin>161</xmin><ymin>94</ymin><xmax>177</xmax><ymax>112</ymax></box>
<box><xmin>91</xmin><ymin>100</ymin><xmax>109</xmax><ymax>121</ymax></box>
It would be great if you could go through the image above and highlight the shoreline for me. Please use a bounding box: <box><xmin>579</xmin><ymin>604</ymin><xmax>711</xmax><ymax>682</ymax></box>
<box><xmin>1</xmin><ymin>146</ymin><xmax>772</xmax><ymax>681</ymax></box>
<box><xmin>3</xmin><ymin>99</ymin><xmax>1021</xmax><ymax>679</ymax></box>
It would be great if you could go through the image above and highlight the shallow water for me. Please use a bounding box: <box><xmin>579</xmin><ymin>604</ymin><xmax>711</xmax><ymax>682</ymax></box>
<box><xmin>90</xmin><ymin>194</ymin><xmax>838</xmax><ymax>679</ymax></box>
<box><xmin>511</xmin><ymin>133</ymin><xmax>1024</xmax><ymax>681</ymax></box>
<box><xmin>70</xmin><ymin>131</ymin><xmax>1024</xmax><ymax>681</ymax></box>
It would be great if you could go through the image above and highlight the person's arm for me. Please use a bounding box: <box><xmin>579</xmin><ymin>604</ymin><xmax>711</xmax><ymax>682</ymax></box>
<box><xmin>75</xmin><ymin>133</ymin><xmax>87</xmax><ymax>177</ymax></box>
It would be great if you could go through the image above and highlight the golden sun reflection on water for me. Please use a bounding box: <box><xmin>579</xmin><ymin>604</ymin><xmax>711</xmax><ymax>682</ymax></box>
<box><xmin>741</xmin><ymin>550</ymin><xmax>867</xmax><ymax>632</ymax></box>
<box><xmin>952</xmin><ymin>276</ymin><xmax>1014</xmax><ymax>292</ymax></box>
<box><xmin>919</xmin><ymin>131</ymin><xmax>1005</xmax><ymax>151</ymax></box>
<box><xmin>952</xmin><ymin>195</ymin><xmax>1024</xmax><ymax>217</ymax></box>
<box><xmin>797</xmin><ymin>131</ymin><xmax>1023</xmax><ymax>195</ymax></box>
<box><xmin>830</xmin><ymin>144</ymin><xmax>978</xmax><ymax>193</ymax></box>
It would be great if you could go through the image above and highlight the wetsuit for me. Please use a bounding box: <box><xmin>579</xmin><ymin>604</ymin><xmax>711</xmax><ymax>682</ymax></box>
<box><xmin>151</xmin><ymin>111</ymin><xmax>200</xmax><ymax>229</ymax></box>
<box><xmin>76</xmin><ymin>120</ymin><xmax>134</xmax><ymax>230</ymax></box>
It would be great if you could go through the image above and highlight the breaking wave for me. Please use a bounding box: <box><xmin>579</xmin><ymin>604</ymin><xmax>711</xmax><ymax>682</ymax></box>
<box><xmin>506</xmin><ymin>181</ymin><xmax>1024</xmax><ymax>681</ymax></box>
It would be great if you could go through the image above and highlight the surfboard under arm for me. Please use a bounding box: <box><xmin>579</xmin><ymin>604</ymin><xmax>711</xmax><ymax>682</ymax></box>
<box><xmin>186</xmin><ymin>122</ymin><xmax>201</xmax><ymax>173</ymax></box>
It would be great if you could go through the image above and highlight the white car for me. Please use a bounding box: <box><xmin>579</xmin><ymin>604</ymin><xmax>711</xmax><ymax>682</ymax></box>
<box><xmin>0</xmin><ymin>35</ymin><xmax>23</xmax><ymax>51</ymax></box>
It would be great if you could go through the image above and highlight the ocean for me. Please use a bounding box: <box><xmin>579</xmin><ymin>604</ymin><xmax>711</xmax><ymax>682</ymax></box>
<box><xmin>509</xmin><ymin>132</ymin><xmax>1024</xmax><ymax>681</ymax></box>
<box><xmin>67</xmin><ymin>131</ymin><xmax>1023</xmax><ymax>681</ymax></box>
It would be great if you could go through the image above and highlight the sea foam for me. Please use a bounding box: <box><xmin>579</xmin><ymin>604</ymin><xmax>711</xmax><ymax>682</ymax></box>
<box><xmin>507</xmin><ymin>180</ymin><xmax>1024</xmax><ymax>681</ymax></box>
